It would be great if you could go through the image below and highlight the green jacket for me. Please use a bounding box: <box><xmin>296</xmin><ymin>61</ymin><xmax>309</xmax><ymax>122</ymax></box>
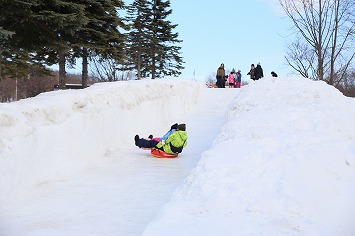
<box><xmin>156</xmin><ymin>130</ymin><xmax>188</xmax><ymax>154</ymax></box>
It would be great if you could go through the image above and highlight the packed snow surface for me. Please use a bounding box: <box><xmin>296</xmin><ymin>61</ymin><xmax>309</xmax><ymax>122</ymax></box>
<box><xmin>1</xmin><ymin>77</ymin><xmax>355</xmax><ymax>236</ymax></box>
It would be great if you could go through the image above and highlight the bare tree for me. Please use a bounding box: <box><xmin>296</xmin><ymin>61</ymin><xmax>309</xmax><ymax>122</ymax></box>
<box><xmin>336</xmin><ymin>69</ymin><xmax>355</xmax><ymax>96</ymax></box>
<box><xmin>0</xmin><ymin>71</ymin><xmax>57</xmax><ymax>102</ymax></box>
<box><xmin>280</xmin><ymin>0</ymin><xmax>355</xmax><ymax>85</ymax></box>
<box><xmin>26</xmin><ymin>73</ymin><xmax>58</xmax><ymax>98</ymax></box>
<box><xmin>285</xmin><ymin>37</ymin><xmax>316</xmax><ymax>79</ymax></box>
<box><xmin>90</xmin><ymin>56</ymin><xmax>134</xmax><ymax>82</ymax></box>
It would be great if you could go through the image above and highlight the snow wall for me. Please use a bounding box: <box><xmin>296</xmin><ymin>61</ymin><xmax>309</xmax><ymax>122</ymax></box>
<box><xmin>0</xmin><ymin>79</ymin><xmax>203</xmax><ymax>205</ymax></box>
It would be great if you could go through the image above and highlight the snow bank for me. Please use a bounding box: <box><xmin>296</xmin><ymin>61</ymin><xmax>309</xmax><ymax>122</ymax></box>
<box><xmin>0</xmin><ymin>79</ymin><xmax>203</xmax><ymax>206</ymax></box>
<box><xmin>143</xmin><ymin>77</ymin><xmax>355</xmax><ymax>236</ymax></box>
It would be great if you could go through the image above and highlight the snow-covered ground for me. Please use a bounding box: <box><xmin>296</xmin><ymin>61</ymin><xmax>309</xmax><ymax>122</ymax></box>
<box><xmin>0</xmin><ymin>79</ymin><xmax>237</xmax><ymax>235</ymax></box>
<box><xmin>1</xmin><ymin>77</ymin><xmax>355</xmax><ymax>236</ymax></box>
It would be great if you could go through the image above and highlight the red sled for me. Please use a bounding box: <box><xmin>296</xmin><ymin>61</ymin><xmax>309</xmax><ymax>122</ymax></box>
<box><xmin>151</xmin><ymin>148</ymin><xmax>178</xmax><ymax>158</ymax></box>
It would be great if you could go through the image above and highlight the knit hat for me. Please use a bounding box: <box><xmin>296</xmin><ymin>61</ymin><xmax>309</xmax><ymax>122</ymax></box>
<box><xmin>177</xmin><ymin>124</ymin><xmax>186</xmax><ymax>131</ymax></box>
<box><xmin>170</xmin><ymin>123</ymin><xmax>178</xmax><ymax>130</ymax></box>
<box><xmin>251</xmin><ymin>64</ymin><xmax>255</xmax><ymax>67</ymax></box>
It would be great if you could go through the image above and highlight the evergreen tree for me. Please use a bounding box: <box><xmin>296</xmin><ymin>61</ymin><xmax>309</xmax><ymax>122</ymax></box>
<box><xmin>0</xmin><ymin>0</ymin><xmax>36</xmax><ymax>81</ymax></box>
<box><xmin>127</xmin><ymin>0</ymin><xmax>151</xmax><ymax>79</ymax></box>
<box><xmin>0</xmin><ymin>0</ymin><xmax>88</xmax><ymax>89</ymax></box>
<box><xmin>0</xmin><ymin>0</ymin><xmax>40</xmax><ymax>50</ymax></box>
<box><xmin>127</xmin><ymin>0</ymin><xmax>184</xmax><ymax>79</ymax></box>
<box><xmin>149</xmin><ymin>0</ymin><xmax>184</xmax><ymax>79</ymax></box>
<box><xmin>0</xmin><ymin>0</ymin><xmax>51</xmax><ymax>98</ymax></box>
<box><xmin>72</xmin><ymin>0</ymin><xmax>127</xmax><ymax>87</ymax></box>
<box><xmin>33</xmin><ymin>0</ymin><xmax>88</xmax><ymax>89</ymax></box>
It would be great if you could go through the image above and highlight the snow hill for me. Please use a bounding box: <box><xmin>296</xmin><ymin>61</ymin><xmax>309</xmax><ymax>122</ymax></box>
<box><xmin>0</xmin><ymin>80</ymin><xmax>200</xmax><ymax>204</ymax></box>
<box><xmin>1</xmin><ymin>77</ymin><xmax>355</xmax><ymax>236</ymax></box>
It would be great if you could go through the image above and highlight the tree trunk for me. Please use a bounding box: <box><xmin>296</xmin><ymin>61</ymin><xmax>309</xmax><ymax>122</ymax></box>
<box><xmin>82</xmin><ymin>47</ymin><xmax>88</xmax><ymax>88</ymax></box>
<box><xmin>151</xmin><ymin>55</ymin><xmax>156</xmax><ymax>79</ymax></box>
<box><xmin>58</xmin><ymin>47</ymin><xmax>67</xmax><ymax>89</ymax></box>
<box><xmin>137</xmin><ymin>52</ymin><xmax>141</xmax><ymax>80</ymax></box>
<box><xmin>317</xmin><ymin>1</ymin><xmax>324</xmax><ymax>81</ymax></box>
<box><xmin>330</xmin><ymin>0</ymin><xmax>340</xmax><ymax>85</ymax></box>
<box><xmin>0</xmin><ymin>48</ymin><xmax>3</xmax><ymax>102</ymax></box>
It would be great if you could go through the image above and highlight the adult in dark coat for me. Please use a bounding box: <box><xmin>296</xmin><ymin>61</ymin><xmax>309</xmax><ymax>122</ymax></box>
<box><xmin>255</xmin><ymin>63</ymin><xmax>264</xmax><ymax>80</ymax></box>
<box><xmin>247</xmin><ymin>64</ymin><xmax>256</xmax><ymax>81</ymax></box>
<box><xmin>216</xmin><ymin>63</ymin><xmax>225</xmax><ymax>88</ymax></box>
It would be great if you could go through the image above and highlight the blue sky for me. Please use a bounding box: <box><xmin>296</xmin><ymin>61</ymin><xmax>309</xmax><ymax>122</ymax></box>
<box><xmin>168</xmin><ymin>0</ymin><xmax>294</xmax><ymax>81</ymax></box>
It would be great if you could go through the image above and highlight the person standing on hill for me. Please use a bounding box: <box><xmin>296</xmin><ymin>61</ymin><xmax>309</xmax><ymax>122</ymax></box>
<box><xmin>247</xmin><ymin>64</ymin><xmax>256</xmax><ymax>81</ymax></box>
<box><xmin>228</xmin><ymin>70</ymin><xmax>236</xmax><ymax>88</ymax></box>
<box><xmin>236</xmin><ymin>69</ymin><xmax>242</xmax><ymax>88</ymax></box>
<box><xmin>216</xmin><ymin>63</ymin><xmax>225</xmax><ymax>88</ymax></box>
<box><xmin>255</xmin><ymin>62</ymin><xmax>264</xmax><ymax>80</ymax></box>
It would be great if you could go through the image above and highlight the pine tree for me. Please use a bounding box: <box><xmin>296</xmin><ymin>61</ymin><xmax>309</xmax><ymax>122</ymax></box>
<box><xmin>127</xmin><ymin>0</ymin><xmax>151</xmax><ymax>79</ymax></box>
<box><xmin>149</xmin><ymin>0</ymin><xmax>184</xmax><ymax>79</ymax></box>
<box><xmin>0</xmin><ymin>0</ymin><xmax>89</xmax><ymax>89</ymax></box>
<box><xmin>72</xmin><ymin>0</ymin><xmax>127</xmax><ymax>87</ymax></box>
<box><xmin>127</xmin><ymin>0</ymin><xmax>184</xmax><ymax>79</ymax></box>
<box><xmin>33</xmin><ymin>0</ymin><xmax>88</xmax><ymax>89</ymax></box>
<box><xmin>0</xmin><ymin>0</ymin><xmax>51</xmax><ymax>98</ymax></box>
<box><xmin>0</xmin><ymin>0</ymin><xmax>37</xmax><ymax>80</ymax></box>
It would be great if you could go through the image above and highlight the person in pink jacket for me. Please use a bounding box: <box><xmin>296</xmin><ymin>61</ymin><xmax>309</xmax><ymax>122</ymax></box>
<box><xmin>228</xmin><ymin>70</ymin><xmax>236</xmax><ymax>88</ymax></box>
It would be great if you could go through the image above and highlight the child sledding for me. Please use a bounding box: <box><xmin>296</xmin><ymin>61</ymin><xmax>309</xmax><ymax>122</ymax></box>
<box><xmin>134</xmin><ymin>123</ymin><xmax>188</xmax><ymax>158</ymax></box>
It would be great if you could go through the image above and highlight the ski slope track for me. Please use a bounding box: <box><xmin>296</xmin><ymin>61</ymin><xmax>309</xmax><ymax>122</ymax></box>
<box><xmin>0</xmin><ymin>80</ymin><xmax>238</xmax><ymax>236</ymax></box>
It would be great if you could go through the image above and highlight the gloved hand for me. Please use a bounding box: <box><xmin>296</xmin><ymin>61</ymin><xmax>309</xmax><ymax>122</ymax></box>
<box><xmin>161</xmin><ymin>140</ymin><xmax>165</xmax><ymax>145</ymax></box>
